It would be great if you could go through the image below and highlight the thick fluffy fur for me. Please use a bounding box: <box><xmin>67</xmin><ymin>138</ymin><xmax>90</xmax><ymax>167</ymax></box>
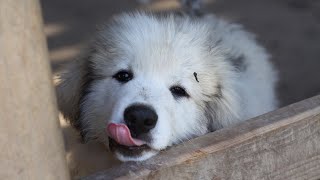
<box><xmin>56</xmin><ymin>12</ymin><xmax>277</xmax><ymax>161</ymax></box>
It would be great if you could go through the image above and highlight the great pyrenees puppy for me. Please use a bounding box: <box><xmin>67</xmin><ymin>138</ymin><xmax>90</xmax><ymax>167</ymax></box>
<box><xmin>55</xmin><ymin>5</ymin><xmax>277</xmax><ymax>162</ymax></box>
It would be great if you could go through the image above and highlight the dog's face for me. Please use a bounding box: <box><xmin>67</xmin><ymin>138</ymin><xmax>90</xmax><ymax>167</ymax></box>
<box><xmin>56</xmin><ymin>13</ymin><xmax>238</xmax><ymax>161</ymax></box>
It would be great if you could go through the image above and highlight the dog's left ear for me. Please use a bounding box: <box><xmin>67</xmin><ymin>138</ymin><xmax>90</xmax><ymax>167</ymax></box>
<box><xmin>54</xmin><ymin>53</ymin><xmax>91</xmax><ymax>130</ymax></box>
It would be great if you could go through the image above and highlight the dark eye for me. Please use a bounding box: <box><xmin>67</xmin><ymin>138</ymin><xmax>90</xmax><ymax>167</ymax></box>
<box><xmin>113</xmin><ymin>70</ymin><xmax>133</xmax><ymax>83</ymax></box>
<box><xmin>170</xmin><ymin>86</ymin><xmax>189</xmax><ymax>98</ymax></box>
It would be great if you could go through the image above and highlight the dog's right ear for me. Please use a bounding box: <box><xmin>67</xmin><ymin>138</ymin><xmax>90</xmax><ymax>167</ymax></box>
<box><xmin>54</xmin><ymin>53</ymin><xmax>91</xmax><ymax>129</ymax></box>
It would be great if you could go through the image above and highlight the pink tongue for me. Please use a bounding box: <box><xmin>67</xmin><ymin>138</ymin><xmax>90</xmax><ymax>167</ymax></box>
<box><xmin>107</xmin><ymin>123</ymin><xmax>146</xmax><ymax>146</ymax></box>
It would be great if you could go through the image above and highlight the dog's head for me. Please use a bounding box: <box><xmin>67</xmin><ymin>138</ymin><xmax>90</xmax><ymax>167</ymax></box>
<box><xmin>56</xmin><ymin>12</ymin><xmax>240</xmax><ymax>161</ymax></box>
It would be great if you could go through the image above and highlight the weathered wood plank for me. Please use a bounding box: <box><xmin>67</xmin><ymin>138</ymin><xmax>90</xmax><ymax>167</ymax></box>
<box><xmin>0</xmin><ymin>0</ymin><xmax>70</xmax><ymax>179</ymax></box>
<box><xmin>82</xmin><ymin>95</ymin><xmax>320</xmax><ymax>180</ymax></box>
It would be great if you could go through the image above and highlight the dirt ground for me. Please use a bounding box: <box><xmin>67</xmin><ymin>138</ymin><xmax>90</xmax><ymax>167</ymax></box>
<box><xmin>40</xmin><ymin>0</ymin><xmax>320</xmax><ymax>177</ymax></box>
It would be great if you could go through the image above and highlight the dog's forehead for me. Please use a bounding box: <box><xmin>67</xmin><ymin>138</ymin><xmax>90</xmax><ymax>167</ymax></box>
<box><xmin>96</xmin><ymin>13</ymin><xmax>213</xmax><ymax>73</ymax></box>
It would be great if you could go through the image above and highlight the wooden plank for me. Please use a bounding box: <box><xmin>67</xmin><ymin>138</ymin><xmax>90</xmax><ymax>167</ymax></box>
<box><xmin>82</xmin><ymin>95</ymin><xmax>320</xmax><ymax>180</ymax></box>
<box><xmin>0</xmin><ymin>0</ymin><xmax>70</xmax><ymax>179</ymax></box>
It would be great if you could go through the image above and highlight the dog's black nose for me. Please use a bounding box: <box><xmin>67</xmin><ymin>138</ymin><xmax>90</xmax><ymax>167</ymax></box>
<box><xmin>124</xmin><ymin>104</ymin><xmax>158</xmax><ymax>137</ymax></box>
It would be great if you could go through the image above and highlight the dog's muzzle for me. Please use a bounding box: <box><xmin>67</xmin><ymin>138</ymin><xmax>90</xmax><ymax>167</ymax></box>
<box><xmin>106</xmin><ymin>104</ymin><xmax>158</xmax><ymax>158</ymax></box>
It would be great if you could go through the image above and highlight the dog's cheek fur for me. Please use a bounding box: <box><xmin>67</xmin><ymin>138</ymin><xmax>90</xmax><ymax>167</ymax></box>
<box><xmin>167</xmin><ymin>99</ymin><xmax>209</xmax><ymax>145</ymax></box>
<box><xmin>77</xmin><ymin>79</ymin><xmax>116</xmax><ymax>142</ymax></box>
<box><xmin>79</xmin><ymin>79</ymin><xmax>140</xmax><ymax>143</ymax></box>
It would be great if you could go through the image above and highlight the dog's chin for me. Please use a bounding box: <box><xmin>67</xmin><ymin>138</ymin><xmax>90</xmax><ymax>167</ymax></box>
<box><xmin>108</xmin><ymin>138</ymin><xmax>159</xmax><ymax>162</ymax></box>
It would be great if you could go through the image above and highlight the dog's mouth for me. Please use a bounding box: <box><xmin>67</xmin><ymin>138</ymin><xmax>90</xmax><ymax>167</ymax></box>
<box><xmin>107</xmin><ymin>123</ymin><xmax>154</xmax><ymax>159</ymax></box>
<box><xmin>108</xmin><ymin>137</ymin><xmax>152</xmax><ymax>157</ymax></box>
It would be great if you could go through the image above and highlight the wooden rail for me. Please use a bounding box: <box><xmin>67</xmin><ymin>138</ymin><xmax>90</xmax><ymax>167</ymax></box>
<box><xmin>83</xmin><ymin>95</ymin><xmax>320</xmax><ymax>180</ymax></box>
<box><xmin>0</xmin><ymin>0</ymin><xmax>70</xmax><ymax>179</ymax></box>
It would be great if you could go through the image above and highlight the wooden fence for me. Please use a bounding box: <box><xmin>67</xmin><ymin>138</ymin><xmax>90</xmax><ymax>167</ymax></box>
<box><xmin>1</xmin><ymin>0</ymin><xmax>319</xmax><ymax>180</ymax></box>
<box><xmin>0</xmin><ymin>0</ymin><xmax>70</xmax><ymax>179</ymax></box>
<box><xmin>83</xmin><ymin>95</ymin><xmax>320</xmax><ymax>180</ymax></box>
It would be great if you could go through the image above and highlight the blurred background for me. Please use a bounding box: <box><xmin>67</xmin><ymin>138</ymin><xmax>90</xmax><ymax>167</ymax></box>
<box><xmin>40</xmin><ymin>0</ymin><xmax>320</xmax><ymax>177</ymax></box>
<box><xmin>41</xmin><ymin>0</ymin><xmax>320</xmax><ymax>107</ymax></box>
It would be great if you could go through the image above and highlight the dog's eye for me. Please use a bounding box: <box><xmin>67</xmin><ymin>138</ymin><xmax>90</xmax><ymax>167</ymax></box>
<box><xmin>170</xmin><ymin>86</ymin><xmax>189</xmax><ymax>98</ymax></box>
<box><xmin>113</xmin><ymin>70</ymin><xmax>133</xmax><ymax>83</ymax></box>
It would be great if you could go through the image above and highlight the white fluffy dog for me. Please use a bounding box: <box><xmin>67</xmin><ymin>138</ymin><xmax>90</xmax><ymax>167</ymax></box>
<box><xmin>56</xmin><ymin>3</ymin><xmax>277</xmax><ymax>162</ymax></box>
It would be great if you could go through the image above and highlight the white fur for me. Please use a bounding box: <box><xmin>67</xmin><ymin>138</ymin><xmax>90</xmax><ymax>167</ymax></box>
<box><xmin>56</xmin><ymin>12</ymin><xmax>277</xmax><ymax>162</ymax></box>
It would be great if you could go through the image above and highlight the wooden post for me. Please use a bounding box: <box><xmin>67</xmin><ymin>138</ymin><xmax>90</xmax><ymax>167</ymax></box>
<box><xmin>0</xmin><ymin>0</ymin><xmax>70</xmax><ymax>179</ymax></box>
<box><xmin>83</xmin><ymin>95</ymin><xmax>320</xmax><ymax>180</ymax></box>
